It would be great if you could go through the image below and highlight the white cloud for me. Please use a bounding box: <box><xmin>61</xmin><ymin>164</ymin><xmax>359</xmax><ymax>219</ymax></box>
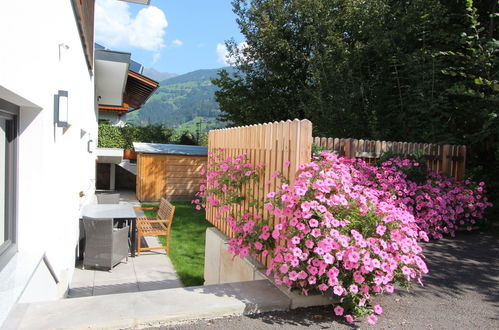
<box><xmin>95</xmin><ymin>0</ymin><xmax>167</xmax><ymax>51</ymax></box>
<box><xmin>172</xmin><ymin>39</ymin><xmax>183</xmax><ymax>47</ymax></box>
<box><xmin>216</xmin><ymin>42</ymin><xmax>248</xmax><ymax>65</ymax></box>
<box><xmin>216</xmin><ymin>43</ymin><xmax>230</xmax><ymax>65</ymax></box>
<box><xmin>152</xmin><ymin>52</ymin><xmax>161</xmax><ymax>65</ymax></box>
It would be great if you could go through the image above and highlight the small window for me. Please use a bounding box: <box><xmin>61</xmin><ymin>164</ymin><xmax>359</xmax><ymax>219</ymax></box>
<box><xmin>0</xmin><ymin>100</ymin><xmax>18</xmax><ymax>270</ymax></box>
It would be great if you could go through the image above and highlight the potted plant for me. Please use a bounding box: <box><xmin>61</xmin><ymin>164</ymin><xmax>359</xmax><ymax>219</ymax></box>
<box><xmin>122</xmin><ymin>125</ymin><xmax>137</xmax><ymax>160</ymax></box>
<box><xmin>123</xmin><ymin>148</ymin><xmax>137</xmax><ymax>160</ymax></box>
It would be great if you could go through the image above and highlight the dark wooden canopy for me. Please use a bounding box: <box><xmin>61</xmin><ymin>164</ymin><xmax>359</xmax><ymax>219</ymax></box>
<box><xmin>123</xmin><ymin>71</ymin><xmax>159</xmax><ymax>109</ymax></box>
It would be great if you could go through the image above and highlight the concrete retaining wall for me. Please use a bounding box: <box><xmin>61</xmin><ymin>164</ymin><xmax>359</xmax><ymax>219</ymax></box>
<box><xmin>204</xmin><ymin>227</ymin><xmax>267</xmax><ymax>285</ymax></box>
<box><xmin>204</xmin><ymin>227</ymin><xmax>335</xmax><ymax>309</ymax></box>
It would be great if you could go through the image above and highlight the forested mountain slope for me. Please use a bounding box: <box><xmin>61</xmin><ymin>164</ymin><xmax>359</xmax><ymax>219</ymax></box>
<box><xmin>127</xmin><ymin>67</ymin><xmax>236</xmax><ymax>131</ymax></box>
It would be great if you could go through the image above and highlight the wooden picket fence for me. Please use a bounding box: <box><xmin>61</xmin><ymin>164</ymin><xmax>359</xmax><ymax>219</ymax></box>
<box><xmin>207</xmin><ymin>119</ymin><xmax>312</xmax><ymax>267</ymax></box>
<box><xmin>313</xmin><ymin>137</ymin><xmax>466</xmax><ymax>180</ymax></box>
<box><xmin>206</xmin><ymin>119</ymin><xmax>467</xmax><ymax>268</ymax></box>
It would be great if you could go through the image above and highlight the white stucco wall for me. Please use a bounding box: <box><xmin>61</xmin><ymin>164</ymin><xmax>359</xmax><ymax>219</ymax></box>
<box><xmin>0</xmin><ymin>0</ymin><xmax>97</xmax><ymax>324</ymax></box>
<box><xmin>98</xmin><ymin>111</ymin><xmax>127</xmax><ymax>126</ymax></box>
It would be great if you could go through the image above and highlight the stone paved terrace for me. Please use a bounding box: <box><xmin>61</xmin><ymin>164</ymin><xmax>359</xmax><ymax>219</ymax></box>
<box><xmin>69</xmin><ymin>238</ymin><xmax>182</xmax><ymax>297</ymax></box>
<box><xmin>69</xmin><ymin>190</ymin><xmax>182</xmax><ymax>297</ymax></box>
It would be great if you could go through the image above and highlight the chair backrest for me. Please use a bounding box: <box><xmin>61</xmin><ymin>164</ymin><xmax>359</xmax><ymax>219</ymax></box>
<box><xmin>157</xmin><ymin>198</ymin><xmax>175</xmax><ymax>225</ymax></box>
<box><xmin>97</xmin><ymin>193</ymin><xmax>120</xmax><ymax>204</ymax></box>
<box><xmin>82</xmin><ymin>216</ymin><xmax>114</xmax><ymax>240</ymax></box>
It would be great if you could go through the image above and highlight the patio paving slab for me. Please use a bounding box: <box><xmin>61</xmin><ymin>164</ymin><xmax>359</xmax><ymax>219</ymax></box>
<box><xmin>70</xmin><ymin>266</ymin><xmax>95</xmax><ymax>287</ymax></box>
<box><xmin>138</xmin><ymin>279</ymin><xmax>183</xmax><ymax>292</ymax></box>
<box><xmin>3</xmin><ymin>280</ymin><xmax>291</xmax><ymax>330</ymax></box>
<box><xmin>92</xmin><ymin>282</ymin><xmax>139</xmax><ymax>296</ymax></box>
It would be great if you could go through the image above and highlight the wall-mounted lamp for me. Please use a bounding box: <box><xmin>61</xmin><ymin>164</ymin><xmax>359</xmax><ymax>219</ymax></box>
<box><xmin>87</xmin><ymin>139</ymin><xmax>95</xmax><ymax>153</ymax></box>
<box><xmin>55</xmin><ymin>90</ymin><xmax>69</xmax><ymax>127</ymax></box>
<box><xmin>58</xmin><ymin>43</ymin><xmax>70</xmax><ymax>61</ymax></box>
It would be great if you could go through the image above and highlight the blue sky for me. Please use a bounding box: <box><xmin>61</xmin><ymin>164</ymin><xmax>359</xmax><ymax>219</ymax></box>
<box><xmin>95</xmin><ymin>0</ymin><xmax>244</xmax><ymax>74</ymax></box>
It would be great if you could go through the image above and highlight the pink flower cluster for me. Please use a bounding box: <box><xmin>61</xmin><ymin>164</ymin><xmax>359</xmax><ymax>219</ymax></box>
<box><xmin>262</xmin><ymin>153</ymin><xmax>428</xmax><ymax>323</ymax></box>
<box><xmin>193</xmin><ymin>150</ymin><xmax>275</xmax><ymax>257</ymax></box>
<box><xmin>193</xmin><ymin>149</ymin><xmax>262</xmax><ymax>215</ymax></box>
<box><xmin>351</xmin><ymin>157</ymin><xmax>492</xmax><ymax>239</ymax></box>
<box><xmin>195</xmin><ymin>150</ymin><xmax>491</xmax><ymax>325</ymax></box>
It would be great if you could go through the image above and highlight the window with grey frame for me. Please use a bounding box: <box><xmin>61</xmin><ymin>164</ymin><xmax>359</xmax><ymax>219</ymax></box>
<box><xmin>0</xmin><ymin>99</ymin><xmax>18</xmax><ymax>270</ymax></box>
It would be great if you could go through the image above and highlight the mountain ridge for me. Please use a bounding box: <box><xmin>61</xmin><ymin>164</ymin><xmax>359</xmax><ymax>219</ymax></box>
<box><xmin>159</xmin><ymin>67</ymin><xmax>236</xmax><ymax>85</ymax></box>
<box><xmin>142</xmin><ymin>68</ymin><xmax>178</xmax><ymax>82</ymax></box>
<box><xmin>127</xmin><ymin>67</ymin><xmax>235</xmax><ymax>132</ymax></box>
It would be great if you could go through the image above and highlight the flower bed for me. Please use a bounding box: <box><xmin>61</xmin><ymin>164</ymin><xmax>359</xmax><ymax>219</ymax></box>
<box><xmin>352</xmin><ymin>157</ymin><xmax>492</xmax><ymax>239</ymax></box>
<box><xmin>194</xmin><ymin>150</ymin><xmax>491</xmax><ymax>324</ymax></box>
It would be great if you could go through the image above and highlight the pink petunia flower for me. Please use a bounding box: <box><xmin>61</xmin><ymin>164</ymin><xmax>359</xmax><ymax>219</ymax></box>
<box><xmin>309</xmin><ymin>219</ymin><xmax>319</xmax><ymax>227</ymax></box>
<box><xmin>279</xmin><ymin>263</ymin><xmax>289</xmax><ymax>274</ymax></box>
<box><xmin>311</xmin><ymin>228</ymin><xmax>322</xmax><ymax>238</ymax></box>
<box><xmin>367</xmin><ymin>315</ymin><xmax>378</xmax><ymax>325</ymax></box>
<box><xmin>318</xmin><ymin>284</ymin><xmax>329</xmax><ymax>291</ymax></box>
<box><xmin>333</xmin><ymin>286</ymin><xmax>344</xmax><ymax>296</ymax></box>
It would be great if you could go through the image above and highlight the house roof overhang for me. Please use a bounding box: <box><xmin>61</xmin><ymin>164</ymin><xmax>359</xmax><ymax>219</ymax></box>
<box><xmin>98</xmin><ymin>103</ymin><xmax>129</xmax><ymax>113</ymax></box>
<box><xmin>95</xmin><ymin>49</ymin><xmax>131</xmax><ymax>107</ymax></box>
<box><xmin>123</xmin><ymin>70</ymin><xmax>159</xmax><ymax>109</ymax></box>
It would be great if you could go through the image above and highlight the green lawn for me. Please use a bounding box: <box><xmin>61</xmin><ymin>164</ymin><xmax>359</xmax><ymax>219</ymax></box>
<box><xmin>142</xmin><ymin>202</ymin><xmax>212</xmax><ymax>287</ymax></box>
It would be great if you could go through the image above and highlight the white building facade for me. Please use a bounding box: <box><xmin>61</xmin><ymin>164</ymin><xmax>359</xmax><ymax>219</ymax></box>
<box><xmin>0</xmin><ymin>1</ymin><xmax>158</xmax><ymax>323</ymax></box>
<box><xmin>0</xmin><ymin>0</ymin><xmax>98</xmax><ymax>324</ymax></box>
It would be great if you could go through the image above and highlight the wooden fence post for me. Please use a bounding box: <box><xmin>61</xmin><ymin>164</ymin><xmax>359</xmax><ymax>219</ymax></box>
<box><xmin>441</xmin><ymin>144</ymin><xmax>451</xmax><ymax>177</ymax></box>
<box><xmin>299</xmin><ymin>119</ymin><xmax>313</xmax><ymax>165</ymax></box>
<box><xmin>457</xmin><ymin>145</ymin><xmax>467</xmax><ymax>180</ymax></box>
<box><xmin>345</xmin><ymin>138</ymin><xmax>356</xmax><ymax>158</ymax></box>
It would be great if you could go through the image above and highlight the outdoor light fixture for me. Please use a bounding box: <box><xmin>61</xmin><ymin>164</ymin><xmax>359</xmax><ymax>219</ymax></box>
<box><xmin>55</xmin><ymin>90</ymin><xmax>69</xmax><ymax>127</ymax></box>
<box><xmin>87</xmin><ymin>139</ymin><xmax>95</xmax><ymax>153</ymax></box>
<box><xmin>58</xmin><ymin>43</ymin><xmax>70</xmax><ymax>61</ymax></box>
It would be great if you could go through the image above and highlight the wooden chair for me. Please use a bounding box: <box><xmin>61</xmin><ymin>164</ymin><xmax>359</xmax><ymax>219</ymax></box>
<box><xmin>134</xmin><ymin>198</ymin><xmax>175</xmax><ymax>256</ymax></box>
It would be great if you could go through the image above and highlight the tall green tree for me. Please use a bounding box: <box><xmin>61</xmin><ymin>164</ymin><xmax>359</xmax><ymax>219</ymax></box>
<box><xmin>436</xmin><ymin>0</ymin><xmax>498</xmax><ymax>204</ymax></box>
<box><xmin>215</xmin><ymin>0</ymin><xmax>496</xmax><ymax>138</ymax></box>
<box><xmin>213</xmin><ymin>0</ymin><xmax>498</xmax><ymax>210</ymax></box>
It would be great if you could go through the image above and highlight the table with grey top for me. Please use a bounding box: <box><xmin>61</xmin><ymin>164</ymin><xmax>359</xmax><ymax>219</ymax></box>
<box><xmin>81</xmin><ymin>204</ymin><xmax>138</xmax><ymax>257</ymax></box>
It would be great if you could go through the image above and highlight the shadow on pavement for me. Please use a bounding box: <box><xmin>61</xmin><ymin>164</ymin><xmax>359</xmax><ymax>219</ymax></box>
<box><xmin>400</xmin><ymin>231</ymin><xmax>499</xmax><ymax>306</ymax></box>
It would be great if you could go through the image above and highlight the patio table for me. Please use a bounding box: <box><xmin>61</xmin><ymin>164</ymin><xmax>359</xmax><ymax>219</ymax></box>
<box><xmin>81</xmin><ymin>204</ymin><xmax>139</xmax><ymax>257</ymax></box>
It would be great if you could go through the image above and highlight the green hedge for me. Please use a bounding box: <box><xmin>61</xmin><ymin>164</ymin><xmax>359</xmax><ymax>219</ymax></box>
<box><xmin>98</xmin><ymin>123</ymin><xmax>174</xmax><ymax>149</ymax></box>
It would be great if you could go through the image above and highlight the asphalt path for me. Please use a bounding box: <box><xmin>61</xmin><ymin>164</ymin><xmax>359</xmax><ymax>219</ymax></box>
<box><xmin>153</xmin><ymin>230</ymin><xmax>499</xmax><ymax>329</ymax></box>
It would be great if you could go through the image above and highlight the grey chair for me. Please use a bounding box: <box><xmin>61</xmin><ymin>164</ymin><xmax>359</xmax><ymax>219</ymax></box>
<box><xmin>78</xmin><ymin>193</ymin><xmax>119</xmax><ymax>258</ymax></box>
<box><xmin>82</xmin><ymin>216</ymin><xmax>129</xmax><ymax>270</ymax></box>
<box><xmin>96</xmin><ymin>193</ymin><xmax>120</xmax><ymax>204</ymax></box>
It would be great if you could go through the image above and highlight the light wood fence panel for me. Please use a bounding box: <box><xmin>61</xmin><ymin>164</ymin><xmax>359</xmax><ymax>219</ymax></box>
<box><xmin>207</xmin><ymin>119</ymin><xmax>312</xmax><ymax>267</ymax></box>
<box><xmin>313</xmin><ymin>137</ymin><xmax>466</xmax><ymax>180</ymax></box>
